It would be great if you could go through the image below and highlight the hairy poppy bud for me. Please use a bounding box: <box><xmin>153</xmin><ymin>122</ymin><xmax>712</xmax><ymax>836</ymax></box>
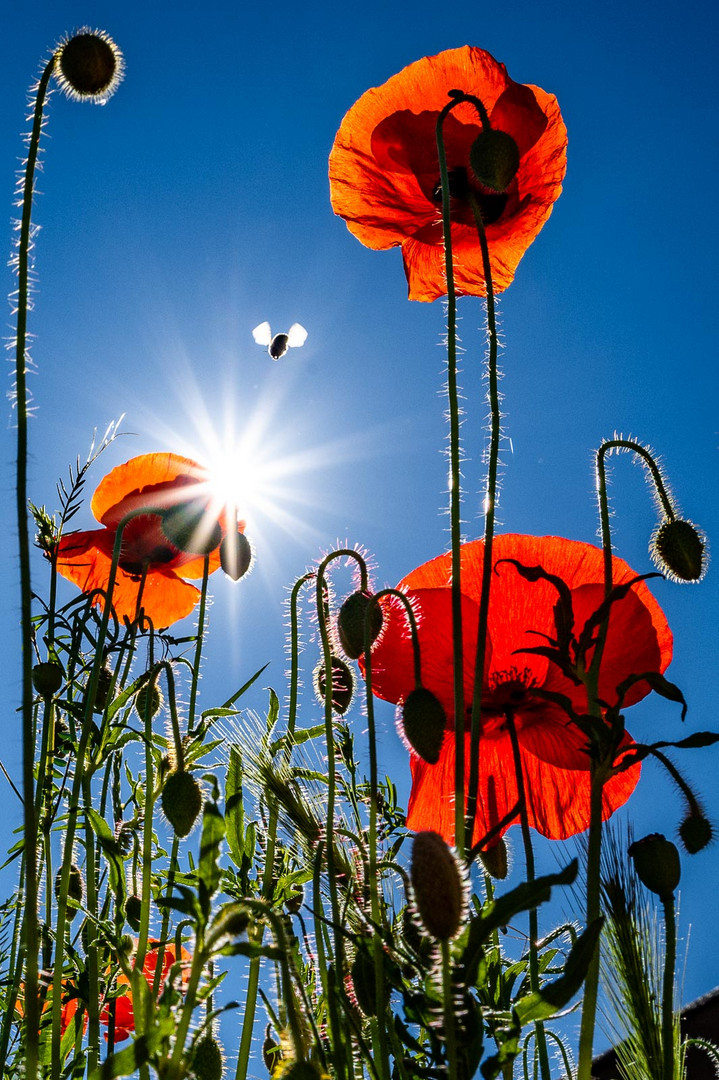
<box><xmin>479</xmin><ymin>838</ymin><xmax>509</xmax><ymax>880</ymax></box>
<box><xmin>93</xmin><ymin>663</ymin><xmax>113</xmax><ymax>714</ymax></box>
<box><xmin>161</xmin><ymin>771</ymin><xmax>203</xmax><ymax>838</ymax></box>
<box><xmin>161</xmin><ymin>500</ymin><xmax>222</xmax><ymax>556</ymax></box>
<box><xmin>351</xmin><ymin>943</ymin><xmax>385</xmax><ymax>1017</ymax></box>
<box><xmin>55</xmin><ymin>864</ymin><xmax>84</xmax><ymax>919</ymax></box>
<box><xmin>337</xmin><ymin>590</ymin><xmax>382</xmax><ymax>659</ymax></box>
<box><xmin>410</xmin><ymin>831</ymin><xmax>465</xmax><ymax>940</ymax></box>
<box><xmin>651</xmin><ymin>518</ymin><xmax>706</xmax><ymax>582</ymax></box>
<box><xmin>679</xmin><ymin>808</ymin><xmax>713</xmax><ymax>854</ymax></box>
<box><xmin>33</xmin><ymin>661</ymin><xmax>63</xmax><ymax>698</ymax></box>
<box><xmin>314</xmin><ymin>656</ymin><xmax>354</xmax><ymax>714</ymax></box>
<box><xmin>285</xmin><ymin>887</ymin><xmax>304</xmax><ymax>914</ymax></box>
<box><xmin>124</xmin><ymin>894</ymin><xmax>142</xmax><ymax>932</ymax></box>
<box><xmin>401</xmin><ymin>687</ymin><xmax>445</xmax><ymax>764</ymax></box>
<box><xmin>220</xmin><ymin>531</ymin><xmax>252</xmax><ymax>581</ymax></box>
<box><xmin>210</xmin><ymin>904</ymin><xmax>251</xmax><ymax>941</ymax></box>
<box><xmin>135</xmin><ymin>681</ymin><xmax>162</xmax><ymax>720</ymax></box>
<box><xmin>278</xmin><ymin>1064</ymin><xmax>326</xmax><ymax>1080</ymax></box>
<box><xmin>262</xmin><ymin>1026</ymin><xmax>281</xmax><ymax>1074</ymax></box>
<box><xmin>629</xmin><ymin>833</ymin><xmax>681</xmax><ymax>898</ymax></box>
<box><xmin>53</xmin><ymin>29</ymin><xmax>124</xmax><ymax>103</ymax></box>
<box><xmin>191</xmin><ymin>1034</ymin><xmax>225</xmax><ymax>1080</ymax></box>
<box><xmin>469</xmin><ymin>129</ymin><xmax>520</xmax><ymax>193</ymax></box>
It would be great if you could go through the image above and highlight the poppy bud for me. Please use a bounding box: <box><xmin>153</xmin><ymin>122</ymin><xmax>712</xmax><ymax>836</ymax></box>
<box><xmin>479</xmin><ymin>838</ymin><xmax>509</xmax><ymax>880</ymax></box>
<box><xmin>210</xmin><ymin>904</ymin><xmax>251</xmax><ymax>940</ymax></box>
<box><xmin>401</xmin><ymin>687</ymin><xmax>446</xmax><ymax>764</ymax></box>
<box><xmin>32</xmin><ymin>661</ymin><xmax>64</xmax><ymax>698</ymax></box>
<box><xmin>350</xmin><ymin>944</ymin><xmax>385</xmax><ymax>1017</ymax></box>
<box><xmin>679</xmin><ymin>808</ymin><xmax>713</xmax><ymax>854</ymax></box>
<box><xmin>124</xmin><ymin>894</ymin><xmax>142</xmax><ymax>932</ymax></box>
<box><xmin>191</xmin><ymin>1034</ymin><xmax>225</xmax><ymax>1080</ymax></box>
<box><xmin>314</xmin><ymin>656</ymin><xmax>354</xmax><ymax>714</ymax></box>
<box><xmin>53</xmin><ymin>29</ymin><xmax>124</xmax><ymax>103</ymax></box>
<box><xmin>135</xmin><ymin>681</ymin><xmax>162</xmax><ymax>720</ymax></box>
<box><xmin>410</xmin><ymin>831</ymin><xmax>465</xmax><ymax>940</ymax></box>
<box><xmin>629</xmin><ymin>833</ymin><xmax>681</xmax><ymax>898</ymax></box>
<box><xmin>161</xmin><ymin>500</ymin><xmax>223</xmax><ymax>556</ymax></box>
<box><xmin>469</xmin><ymin>129</ymin><xmax>520</xmax><ymax>193</ymax></box>
<box><xmin>93</xmin><ymin>663</ymin><xmax>113</xmax><ymax>714</ymax></box>
<box><xmin>161</xmin><ymin>770</ymin><xmax>203</xmax><ymax>838</ymax></box>
<box><xmin>337</xmin><ymin>590</ymin><xmax>382</xmax><ymax>659</ymax></box>
<box><xmin>262</xmin><ymin>1025</ymin><xmax>281</xmax><ymax>1074</ymax></box>
<box><xmin>651</xmin><ymin>518</ymin><xmax>706</xmax><ymax>582</ymax></box>
<box><xmin>55</xmin><ymin>864</ymin><xmax>84</xmax><ymax>919</ymax></box>
<box><xmin>278</xmin><ymin>1064</ymin><xmax>326</xmax><ymax>1080</ymax></box>
<box><xmin>220</xmin><ymin>531</ymin><xmax>252</xmax><ymax>581</ymax></box>
<box><xmin>285</xmin><ymin>887</ymin><xmax>304</xmax><ymax>914</ymax></box>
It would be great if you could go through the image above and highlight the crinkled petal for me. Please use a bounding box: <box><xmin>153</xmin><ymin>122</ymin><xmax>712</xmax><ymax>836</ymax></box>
<box><xmin>92</xmin><ymin>453</ymin><xmax>210</xmax><ymax>524</ymax></box>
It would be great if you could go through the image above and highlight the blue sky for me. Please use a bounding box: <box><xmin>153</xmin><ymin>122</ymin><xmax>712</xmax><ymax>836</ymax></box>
<box><xmin>1</xmin><ymin>0</ymin><xmax>718</xmax><ymax>1060</ymax></box>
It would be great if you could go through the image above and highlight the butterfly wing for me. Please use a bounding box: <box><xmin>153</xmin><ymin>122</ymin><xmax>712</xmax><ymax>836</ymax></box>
<box><xmin>252</xmin><ymin>321</ymin><xmax>272</xmax><ymax>346</ymax></box>
<box><xmin>287</xmin><ymin>323</ymin><xmax>308</xmax><ymax>349</ymax></box>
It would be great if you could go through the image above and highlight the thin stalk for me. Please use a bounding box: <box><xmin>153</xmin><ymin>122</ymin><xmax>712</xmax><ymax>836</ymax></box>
<box><xmin>441</xmin><ymin>938</ymin><xmax>458</xmax><ymax>1080</ymax></box>
<box><xmin>576</xmin><ymin>765</ymin><xmax>605</xmax><ymax>1080</ymax></box>
<box><xmin>661</xmin><ymin>892</ymin><xmax>677</xmax><ymax>1080</ymax></box>
<box><xmin>188</xmin><ymin>555</ymin><xmax>211</xmax><ymax>731</ymax></box>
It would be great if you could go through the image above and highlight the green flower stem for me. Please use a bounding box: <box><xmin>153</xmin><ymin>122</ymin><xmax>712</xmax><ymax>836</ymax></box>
<box><xmin>287</xmin><ymin>572</ymin><xmax>316</xmax><ymax>752</ymax></box>
<box><xmin>576</xmin><ymin>762</ymin><xmax>606</xmax><ymax>1080</ymax></box>
<box><xmin>661</xmin><ymin>892</ymin><xmax>677</xmax><ymax>1080</ymax></box>
<box><xmin>82</xmin><ymin>770</ymin><xmax>101</xmax><ymax>1072</ymax></box>
<box><xmin>505</xmin><ymin>713</ymin><xmax>551</xmax><ymax>1080</ymax></box>
<box><xmin>441</xmin><ymin>938</ymin><xmax>458</xmax><ymax>1080</ymax></box>
<box><xmin>166</xmin><ymin>930</ymin><xmax>206</xmax><ymax>1080</ymax></box>
<box><xmin>597</xmin><ymin>439</ymin><xmax>676</xmax><ymax>525</ymax></box>
<box><xmin>152</xmin><ymin>835</ymin><xmax>180</xmax><ymax>998</ymax></box>
<box><xmin>134</xmin><ymin>647</ymin><xmax>158</xmax><ymax>992</ymax></box>
<box><xmin>436</xmin><ymin>103</ymin><xmax>466</xmax><ymax>857</ymax></box>
<box><xmin>188</xmin><ymin>555</ymin><xmax>211</xmax><ymax>731</ymax></box>
<box><xmin>14</xmin><ymin>58</ymin><xmax>55</xmax><ymax>1080</ymax></box>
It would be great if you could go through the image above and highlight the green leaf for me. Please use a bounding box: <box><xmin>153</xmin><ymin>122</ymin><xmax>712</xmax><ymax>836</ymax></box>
<box><xmin>225</xmin><ymin>746</ymin><xmax>245</xmax><ymax>869</ymax></box>
<box><xmin>221</xmin><ymin>663</ymin><xmax>270</xmax><ymax>709</ymax></box>
<box><xmin>514</xmin><ymin>917</ymin><xmax>603</xmax><ymax>1025</ymax></box>
<box><xmin>615</xmin><ymin>671</ymin><xmax>688</xmax><ymax>720</ymax></box>
<box><xmin>198</xmin><ymin>800</ymin><xmax>226</xmax><ymax>921</ymax></box>
<box><xmin>85</xmin><ymin>807</ymin><xmax>127</xmax><ymax>907</ymax></box>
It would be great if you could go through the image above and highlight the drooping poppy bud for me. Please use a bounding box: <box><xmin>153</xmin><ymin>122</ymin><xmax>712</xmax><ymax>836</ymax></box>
<box><xmin>191</xmin><ymin>1034</ymin><xmax>225</xmax><ymax>1080</ymax></box>
<box><xmin>55</xmin><ymin>864</ymin><xmax>84</xmax><ymax>919</ymax></box>
<box><xmin>337</xmin><ymin>590</ymin><xmax>382</xmax><ymax>659</ymax></box>
<box><xmin>469</xmin><ymin>129</ymin><xmax>520</xmax><ymax>193</ymax></box>
<box><xmin>679</xmin><ymin>808</ymin><xmax>713</xmax><ymax>854</ymax></box>
<box><xmin>410</xmin><ymin>831</ymin><xmax>465</xmax><ymax>940</ymax></box>
<box><xmin>479</xmin><ymin>838</ymin><xmax>509</xmax><ymax>880</ymax></box>
<box><xmin>33</xmin><ymin>661</ymin><xmax>64</xmax><ymax>698</ymax></box>
<box><xmin>651</xmin><ymin>518</ymin><xmax>706</xmax><ymax>582</ymax></box>
<box><xmin>629</xmin><ymin>833</ymin><xmax>681</xmax><ymax>898</ymax></box>
<box><xmin>401</xmin><ymin>687</ymin><xmax>445</xmax><ymax>764</ymax></box>
<box><xmin>53</xmin><ymin>29</ymin><xmax>124</xmax><ymax>103</ymax></box>
<box><xmin>161</xmin><ymin>499</ymin><xmax>222</xmax><ymax>556</ymax></box>
<box><xmin>220</xmin><ymin>531</ymin><xmax>252</xmax><ymax>581</ymax></box>
<box><xmin>314</xmin><ymin>656</ymin><xmax>354</xmax><ymax>714</ymax></box>
<box><xmin>161</xmin><ymin>771</ymin><xmax>203</xmax><ymax>838</ymax></box>
<box><xmin>135</xmin><ymin>680</ymin><xmax>162</xmax><ymax>721</ymax></box>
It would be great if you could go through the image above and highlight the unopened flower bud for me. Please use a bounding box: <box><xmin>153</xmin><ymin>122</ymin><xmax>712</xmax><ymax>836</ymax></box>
<box><xmin>469</xmin><ymin>129</ymin><xmax>520</xmax><ymax>192</ymax></box>
<box><xmin>93</xmin><ymin>663</ymin><xmax>113</xmax><ymax>714</ymax></box>
<box><xmin>33</xmin><ymin>661</ymin><xmax>63</xmax><ymax>698</ymax></box>
<box><xmin>410</xmin><ymin>831</ymin><xmax>465</xmax><ymax>940</ymax></box>
<box><xmin>479</xmin><ymin>838</ymin><xmax>509</xmax><ymax>880</ymax></box>
<box><xmin>351</xmin><ymin>944</ymin><xmax>384</xmax><ymax>1017</ymax></box>
<box><xmin>135</xmin><ymin>680</ymin><xmax>162</xmax><ymax>720</ymax></box>
<box><xmin>55</xmin><ymin>864</ymin><xmax>84</xmax><ymax>919</ymax></box>
<box><xmin>262</xmin><ymin>1025</ymin><xmax>281</xmax><ymax>1074</ymax></box>
<box><xmin>629</xmin><ymin>833</ymin><xmax>681</xmax><ymax>898</ymax></box>
<box><xmin>401</xmin><ymin>687</ymin><xmax>445</xmax><ymax>764</ymax></box>
<box><xmin>278</xmin><ymin>1063</ymin><xmax>326</xmax><ymax>1080</ymax></box>
<box><xmin>53</xmin><ymin>29</ymin><xmax>124</xmax><ymax>103</ymax></box>
<box><xmin>124</xmin><ymin>894</ymin><xmax>142</xmax><ymax>932</ymax></box>
<box><xmin>161</xmin><ymin>771</ymin><xmax>203</xmax><ymax>838</ymax></box>
<box><xmin>651</xmin><ymin>518</ymin><xmax>706</xmax><ymax>582</ymax></box>
<box><xmin>220</xmin><ymin>531</ymin><xmax>252</xmax><ymax>581</ymax></box>
<box><xmin>161</xmin><ymin>499</ymin><xmax>222</xmax><ymax>556</ymax></box>
<box><xmin>210</xmin><ymin>904</ymin><xmax>251</xmax><ymax>941</ymax></box>
<box><xmin>337</xmin><ymin>591</ymin><xmax>382</xmax><ymax>659</ymax></box>
<box><xmin>191</xmin><ymin>1034</ymin><xmax>225</xmax><ymax>1080</ymax></box>
<box><xmin>314</xmin><ymin>656</ymin><xmax>354</xmax><ymax>714</ymax></box>
<box><xmin>679</xmin><ymin>808</ymin><xmax>713</xmax><ymax>854</ymax></box>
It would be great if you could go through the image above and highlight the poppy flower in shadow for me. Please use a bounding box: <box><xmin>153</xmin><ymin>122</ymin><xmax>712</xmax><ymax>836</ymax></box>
<box><xmin>101</xmin><ymin>939</ymin><xmax>191</xmax><ymax>1043</ymax></box>
<box><xmin>57</xmin><ymin>453</ymin><xmax>245</xmax><ymax>627</ymax></box>
<box><xmin>329</xmin><ymin>46</ymin><xmax>567</xmax><ymax>302</ymax></box>
<box><xmin>362</xmin><ymin>535</ymin><xmax>672</xmax><ymax>846</ymax></box>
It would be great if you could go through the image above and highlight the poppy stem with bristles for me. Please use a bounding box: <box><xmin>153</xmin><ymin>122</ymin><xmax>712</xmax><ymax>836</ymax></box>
<box><xmin>188</xmin><ymin>555</ymin><xmax>211</xmax><ymax>732</ymax></box>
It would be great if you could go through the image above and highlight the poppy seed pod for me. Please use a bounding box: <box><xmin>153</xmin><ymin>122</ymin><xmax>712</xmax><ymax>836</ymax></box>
<box><xmin>651</xmin><ymin>518</ymin><xmax>706</xmax><ymax>583</ymax></box>
<box><xmin>337</xmin><ymin>590</ymin><xmax>383</xmax><ymax>659</ymax></box>
<box><xmin>161</xmin><ymin>771</ymin><xmax>203</xmax><ymax>838</ymax></box>
<box><xmin>469</xmin><ymin>129</ymin><xmax>520</xmax><ymax>193</ymax></box>
<box><xmin>479</xmin><ymin>837</ymin><xmax>509</xmax><ymax>880</ymax></box>
<box><xmin>220</xmin><ymin>531</ymin><xmax>252</xmax><ymax>581</ymax></box>
<box><xmin>314</xmin><ymin>656</ymin><xmax>354</xmax><ymax>714</ymax></box>
<box><xmin>161</xmin><ymin>500</ymin><xmax>223</xmax><ymax>557</ymax></box>
<box><xmin>53</xmin><ymin>30</ymin><xmax>124</xmax><ymax>103</ymax></box>
<box><xmin>410</xmin><ymin>831</ymin><xmax>465</xmax><ymax>940</ymax></box>
<box><xmin>135</xmin><ymin>681</ymin><xmax>162</xmax><ymax>720</ymax></box>
<box><xmin>679</xmin><ymin>808</ymin><xmax>713</xmax><ymax>854</ymax></box>
<box><xmin>32</xmin><ymin>661</ymin><xmax>63</xmax><ymax>698</ymax></box>
<box><xmin>191</xmin><ymin>1034</ymin><xmax>225</xmax><ymax>1080</ymax></box>
<box><xmin>629</xmin><ymin>833</ymin><xmax>681</xmax><ymax>898</ymax></box>
<box><xmin>401</xmin><ymin>686</ymin><xmax>446</xmax><ymax>764</ymax></box>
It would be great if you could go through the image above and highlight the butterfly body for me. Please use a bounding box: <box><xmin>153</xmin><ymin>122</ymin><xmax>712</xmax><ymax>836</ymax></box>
<box><xmin>252</xmin><ymin>321</ymin><xmax>308</xmax><ymax>360</ymax></box>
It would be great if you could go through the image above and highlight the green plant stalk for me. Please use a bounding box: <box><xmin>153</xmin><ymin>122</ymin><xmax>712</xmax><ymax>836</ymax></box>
<box><xmin>505</xmin><ymin>713</ymin><xmax>551</xmax><ymax>1080</ymax></box>
<box><xmin>82</xmin><ymin>769</ymin><xmax>101</xmax><ymax>1072</ymax></box>
<box><xmin>576</xmin><ymin>763</ymin><xmax>605</xmax><ymax>1080</ymax></box>
<box><xmin>441</xmin><ymin>938</ymin><xmax>458</xmax><ymax>1080</ymax></box>
<box><xmin>134</xmin><ymin>645</ymin><xmax>157</xmax><ymax>990</ymax></box>
<box><xmin>597</xmin><ymin>439</ymin><xmax>676</xmax><ymax>523</ymax></box>
<box><xmin>15</xmin><ymin>58</ymin><xmax>55</xmax><ymax>1080</ymax></box>
<box><xmin>188</xmin><ymin>555</ymin><xmax>211</xmax><ymax>730</ymax></box>
<box><xmin>661</xmin><ymin>892</ymin><xmax>677</xmax><ymax>1080</ymax></box>
<box><xmin>436</xmin><ymin>104</ymin><xmax>466</xmax><ymax>857</ymax></box>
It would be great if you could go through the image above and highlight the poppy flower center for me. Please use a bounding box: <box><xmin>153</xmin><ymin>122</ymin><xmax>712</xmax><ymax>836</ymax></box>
<box><xmin>431</xmin><ymin>166</ymin><xmax>508</xmax><ymax>225</ymax></box>
<box><xmin>119</xmin><ymin>514</ymin><xmax>178</xmax><ymax>576</ymax></box>
<box><xmin>482</xmin><ymin>667</ymin><xmax>537</xmax><ymax>715</ymax></box>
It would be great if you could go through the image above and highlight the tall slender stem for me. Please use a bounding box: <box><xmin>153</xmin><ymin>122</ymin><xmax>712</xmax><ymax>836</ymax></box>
<box><xmin>661</xmin><ymin>892</ymin><xmax>677</xmax><ymax>1080</ymax></box>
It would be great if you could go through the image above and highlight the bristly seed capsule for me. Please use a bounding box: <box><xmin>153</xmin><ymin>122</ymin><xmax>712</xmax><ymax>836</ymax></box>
<box><xmin>410</xmin><ymin>831</ymin><xmax>465</xmax><ymax>940</ymax></box>
<box><xmin>651</xmin><ymin>518</ymin><xmax>706</xmax><ymax>583</ymax></box>
<box><xmin>53</xmin><ymin>29</ymin><xmax>124</xmax><ymax>103</ymax></box>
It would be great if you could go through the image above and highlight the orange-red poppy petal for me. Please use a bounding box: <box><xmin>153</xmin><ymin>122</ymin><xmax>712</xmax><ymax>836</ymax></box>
<box><xmin>92</xmin><ymin>453</ymin><xmax>209</xmax><ymax>524</ymax></box>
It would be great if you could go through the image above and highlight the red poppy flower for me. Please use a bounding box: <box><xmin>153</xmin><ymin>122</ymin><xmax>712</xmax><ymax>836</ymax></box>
<box><xmin>363</xmin><ymin>535</ymin><xmax>672</xmax><ymax>846</ymax></box>
<box><xmin>101</xmin><ymin>939</ymin><xmax>191</xmax><ymax>1043</ymax></box>
<box><xmin>329</xmin><ymin>46</ymin><xmax>567</xmax><ymax>302</ymax></box>
<box><xmin>56</xmin><ymin>453</ymin><xmax>245</xmax><ymax>627</ymax></box>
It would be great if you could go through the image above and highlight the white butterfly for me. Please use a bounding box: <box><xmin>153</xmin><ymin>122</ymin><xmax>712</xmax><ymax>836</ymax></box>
<box><xmin>252</xmin><ymin>321</ymin><xmax>308</xmax><ymax>360</ymax></box>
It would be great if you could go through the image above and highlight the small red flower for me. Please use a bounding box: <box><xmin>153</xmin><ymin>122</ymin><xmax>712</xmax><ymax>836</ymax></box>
<box><xmin>362</xmin><ymin>535</ymin><xmax>672</xmax><ymax>846</ymax></box>
<box><xmin>329</xmin><ymin>46</ymin><xmax>567</xmax><ymax>302</ymax></box>
<box><xmin>101</xmin><ymin>939</ymin><xmax>191</xmax><ymax>1043</ymax></box>
<box><xmin>56</xmin><ymin>453</ymin><xmax>245</xmax><ymax>627</ymax></box>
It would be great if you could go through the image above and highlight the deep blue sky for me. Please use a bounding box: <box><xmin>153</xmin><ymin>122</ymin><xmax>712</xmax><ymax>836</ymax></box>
<box><xmin>2</xmin><ymin>0</ymin><xmax>718</xmax><ymax>1059</ymax></box>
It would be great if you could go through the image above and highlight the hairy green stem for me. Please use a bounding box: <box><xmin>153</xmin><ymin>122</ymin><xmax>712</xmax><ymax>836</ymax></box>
<box><xmin>661</xmin><ymin>892</ymin><xmax>677</xmax><ymax>1080</ymax></box>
